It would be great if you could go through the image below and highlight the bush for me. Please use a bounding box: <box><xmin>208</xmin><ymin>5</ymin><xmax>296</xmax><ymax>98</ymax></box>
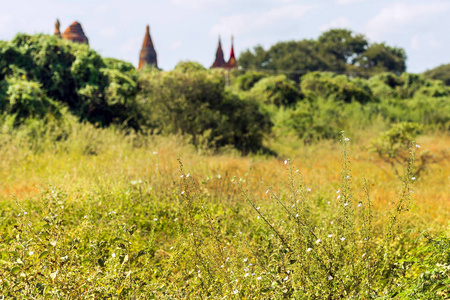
<box><xmin>300</xmin><ymin>72</ymin><xmax>373</xmax><ymax>103</ymax></box>
<box><xmin>138</xmin><ymin>68</ymin><xmax>272</xmax><ymax>153</ymax></box>
<box><xmin>235</xmin><ymin>71</ymin><xmax>269</xmax><ymax>91</ymax></box>
<box><xmin>251</xmin><ymin>75</ymin><xmax>303</xmax><ymax>107</ymax></box>
<box><xmin>423</xmin><ymin>63</ymin><xmax>450</xmax><ymax>86</ymax></box>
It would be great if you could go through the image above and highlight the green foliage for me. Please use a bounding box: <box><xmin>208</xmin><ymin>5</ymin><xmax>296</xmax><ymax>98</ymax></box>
<box><xmin>251</xmin><ymin>74</ymin><xmax>303</xmax><ymax>107</ymax></box>
<box><xmin>235</xmin><ymin>71</ymin><xmax>268</xmax><ymax>91</ymax></box>
<box><xmin>139</xmin><ymin>67</ymin><xmax>272</xmax><ymax>153</ymax></box>
<box><xmin>1</xmin><ymin>76</ymin><xmax>61</xmax><ymax>126</ymax></box>
<box><xmin>423</xmin><ymin>63</ymin><xmax>450</xmax><ymax>86</ymax></box>
<box><xmin>238</xmin><ymin>29</ymin><xmax>407</xmax><ymax>80</ymax></box>
<box><xmin>173</xmin><ymin>61</ymin><xmax>206</xmax><ymax>72</ymax></box>
<box><xmin>301</xmin><ymin>72</ymin><xmax>374</xmax><ymax>103</ymax></box>
<box><xmin>0</xmin><ymin>34</ymin><xmax>142</xmax><ymax>128</ymax></box>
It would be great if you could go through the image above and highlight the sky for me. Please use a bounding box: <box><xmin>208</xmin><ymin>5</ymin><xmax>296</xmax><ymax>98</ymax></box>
<box><xmin>0</xmin><ymin>0</ymin><xmax>449</xmax><ymax>73</ymax></box>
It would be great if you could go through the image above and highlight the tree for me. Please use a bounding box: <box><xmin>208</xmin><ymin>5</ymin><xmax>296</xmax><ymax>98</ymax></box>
<box><xmin>423</xmin><ymin>63</ymin><xmax>450</xmax><ymax>86</ymax></box>
<box><xmin>356</xmin><ymin>43</ymin><xmax>406</xmax><ymax>76</ymax></box>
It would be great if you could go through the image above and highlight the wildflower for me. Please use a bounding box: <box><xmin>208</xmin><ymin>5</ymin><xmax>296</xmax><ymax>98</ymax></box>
<box><xmin>410</xmin><ymin>190</ymin><xmax>414</xmax><ymax>194</ymax></box>
<box><xmin>295</xmin><ymin>214</ymin><xmax>299</xmax><ymax>218</ymax></box>
<box><xmin>291</xmin><ymin>204</ymin><xmax>295</xmax><ymax>208</ymax></box>
<box><xmin>243</xmin><ymin>258</ymin><xmax>248</xmax><ymax>262</ymax></box>
<box><xmin>186</xmin><ymin>173</ymin><xmax>190</xmax><ymax>177</ymax></box>
<box><xmin>112</xmin><ymin>253</ymin><xmax>116</xmax><ymax>258</ymax></box>
<box><xmin>307</xmin><ymin>188</ymin><xmax>311</xmax><ymax>192</ymax></box>
<box><xmin>244</xmin><ymin>273</ymin><xmax>249</xmax><ymax>277</ymax></box>
<box><xmin>256</xmin><ymin>206</ymin><xmax>260</xmax><ymax>210</ymax></box>
<box><xmin>415</xmin><ymin>144</ymin><xmax>420</xmax><ymax>148</ymax></box>
<box><xmin>257</xmin><ymin>276</ymin><xmax>262</xmax><ymax>280</ymax></box>
<box><xmin>284</xmin><ymin>160</ymin><xmax>287</xmax><ymax>165</ymax></box>
<box><xmin>153</xmin><ymin>218</ymin><xmax>157</xmax><ymax>221</ymax></box>
<box><xmin>328</xmin><ymin>234</ymin><xmax>333</xmax><ymax>238</ymax></box>
<box><xmin>362</xmin><ymin>253</ymin><xmax>366</xmax><ymax>258</ymax></box>
<box><xmin>181</xmin><ymin>191</ymin><xmax>185</xmax><ymax>195</ymax></box>
<box><xmin>337</xmin><ymin>195</ymin><xmax>341</xmax><ymax>199</ymax></box>
<box><xmin>29</xmin><ymin>251</ymin><xmax>34</xmax><ymax>256</ymax></box>
<box><xmin>233</xmin><ymin>290</ymin><xmax>239</xmax><ymax>295</ymax></box>
<box><xmin>265</xmin><ymin>189</ymin><xmax>269</xmax><ymax>194</ymax></box>
<box><xmin>257</xmin><ymin>216</ymin><xmax>260</xmax><ymax>219</ymax></box>
<box><xmin>295</xmin><ymin>169</ymin><xmax>299</xmax><ymax>173</ymax></box>
<box><xmin>180</xmin><ymin>175</ymin><xmax>184</xmax><ymax>178</ymax></box>
<box><xmin>411</xmin><ymin>177</ymin><xmax>416</xmax><ymax>180</ymax></box>
<box><xmin>344</xmin><ymin>137</ymin><xmax>350</xmax><ymax>141</ymax></box>
<box><xmin>340</xmin><ymin>237</ymin><xmax>346</xmax><ymax>241</ymax></box>
<box><xmin>220</xmin><ymin>265</ymin><xmax>224</xmax><ymax>268</ymax></box>
<box><xmin>24</xmin><ymin>211</ymin><xmax>27</xmax><ymax>215</ymax></box>
<box><xmin>174</xmin><ymin>218</ymin><xmax>178</xmax><ymax>222</ymax></box>
<box><xmin>83</xmin><ymin>215</ymin><xmax>87</xmax><ymax>219</ymax></box>
<box><xmin>336</xmin><ymin>189</ymin><xmax>340</xmax><ymax>194</ymax></box>
<box><xmin>306</xmin><ymin>248</ymin><xmax>312</xmax><ymax>252</ymax></box>
<box><xmin>283</xmin><ymin>276</ymin><xmax>289</xmax><ymax>281</ymax></box>
<box><xmin>328</xmin><ymin>275</ymin><xmax>333</xmax><ymax>280</ymax></box>
<box><xmin>170</xmin><ymin>246</ymin><xmax>173</xmax><ymax>250</ymax></box>
<box><xmin>357</xmin><ymin>203</ymin><xmax>362</xmax><ymax>207</ymax></box>
<box><xmin>328</xmin><ymin>201</ymin><xmax>331</xmax><ymax>204</ymax></box>
<box><xmin>316</xmin><ymin>238</ymin><xmax>321</xmax><ymax>244</ymax></box>
<box><xmin>153</xmin><ymin>151</ymin><xmax>158</xmax><ymax>154</ymax></box>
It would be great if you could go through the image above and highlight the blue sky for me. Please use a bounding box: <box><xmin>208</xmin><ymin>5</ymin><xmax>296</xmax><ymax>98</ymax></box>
<box><xmin>1</xmin><ymin>0</ymin><xmax>449</xmax><ymax>72</ymax></box>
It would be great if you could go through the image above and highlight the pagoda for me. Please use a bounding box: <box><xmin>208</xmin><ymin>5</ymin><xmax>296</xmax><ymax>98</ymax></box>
<box><xmin>138</xmin><ymin>25</ymin><xmax>158</xmax><ymax>69</ymax></box>
<box><xmin>54</xmin><ymin>19</ymin><xmax>61</xmax><ymax>38</ymax></box>
<box><xmin>211</xmin><ymin>37</ymin><xmax>226</xmax><ymax>68</ymax></box>
<box><xmin>211</xmin><ymin>36</ymin><xmax>237</xmax><ymax>69</ymax></box>
<box><xmin>61</xmin><ymin>21</ymin><xmax>89</xmax><ymax>44</ymax></box>
<box><xmin>224</xmin><ymin>36</ymin><xmax>237</xmax><ymax>69</ymax></box>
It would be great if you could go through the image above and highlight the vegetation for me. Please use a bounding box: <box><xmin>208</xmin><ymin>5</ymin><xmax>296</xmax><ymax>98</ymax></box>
<box><xmin>424</xmin><ymin>63</ymin><xmax>450</xmax><ymax>86</ymax></box>
<box><xmin>0</xmin><ymin>33</ymin><xmax>448</xmax><ymax>298</ymax></box>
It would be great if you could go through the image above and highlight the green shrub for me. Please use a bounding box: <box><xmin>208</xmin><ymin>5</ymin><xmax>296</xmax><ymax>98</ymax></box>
<box><xmin>300</xmin><ymin>72</ymin><xmax>373</xmax><ymax>103</ymax></box>
<box><xmin>235</xmin><ymin>71</ymin><xmax>269</xmax><ymax>91</ymax></box>
<box><xmin>251</xmin><ymin>74</ymin><xmax>303</xmax><ymax>107</ymax></box>
<box><xmin>423</xmin><ymin>63</ymin><xmax>450</xmax><ymax>86</ymax></box>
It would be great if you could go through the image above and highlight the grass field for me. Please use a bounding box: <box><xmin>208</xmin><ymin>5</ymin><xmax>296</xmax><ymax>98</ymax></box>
<box><xmin>0</xmin><ymin>124</ymin><xmax>448</xmax><ymax>299</ymax></box>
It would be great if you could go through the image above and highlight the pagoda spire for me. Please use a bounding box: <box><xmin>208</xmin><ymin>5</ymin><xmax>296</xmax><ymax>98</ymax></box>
<box><xmin>61</xmin><ymin>21</ymin><xmax>89</xmax><ymax>44</ymax></box>
<box><xmin>225</xmin><ymin>35</ymin><xmax>237</xmax><ymax>69</ymax></box>
<box><xmin>54</xmin><ymin>19</ymin><xmax>61</xmax><ymax>38</ymax></box>
<box><xmin>211</xmin><ymin>36</ymin><xmax>226</xmax><ymax>68</ymax></box>
<box><xmin>138</xmin><ymin>25</ymin><xmax>158</xmax><ymax>69</ymax></box>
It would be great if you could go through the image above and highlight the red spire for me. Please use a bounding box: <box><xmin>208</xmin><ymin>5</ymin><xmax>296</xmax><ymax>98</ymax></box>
<box><xmin>211</xmin><ymin>36</ymin><xmax>226</xmax><ymax>68</ymax></box>
<box><xmin>225</xmin><ymin>35</ymin><xmax>237</xmax><ymax>69</ymax></box>
<box><xmin>139</xmin><ymin>25</ymin><xmax>158</xmax><ymax>69</ymax></box>
<box><xmin>61</xmin><ymin>21</ymin><xmax>89</xmax><ymax>44</ymax></box>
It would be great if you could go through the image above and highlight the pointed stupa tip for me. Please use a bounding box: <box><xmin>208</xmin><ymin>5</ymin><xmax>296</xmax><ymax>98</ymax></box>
<box><xmin>211</xmin><ymin>35</ymin><xmax>226</xmax><ymax>68</ymax></box>
<box><xmin>225</xmin><ymin>35</ymin><xmax>237</xmax><ymax>69</ymax></box>
<box><xmin>61</xmin><ymin>21</ymin><xmax>89</xmax><ymax>45</ymax></box>
<box><xmin>54</xmin><ymin>19</ymin><xmax>61</xmax><ymax>37</ymax></box>
<box><xmin>138</xmin><ymin>24</ymin><xmax>158</xmax><ymax>69</ymax></box>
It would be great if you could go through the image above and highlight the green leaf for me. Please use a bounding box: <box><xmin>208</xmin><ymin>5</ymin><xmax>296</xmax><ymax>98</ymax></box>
<box><xmin>39</xmin><ymin>251</ymin><xmax>50</xmax><ymax>260</ymax></box>
<box><xmin>11</xmin><ymin>266</ymin><xmax>21</xmax><ymax>275</ymax></box>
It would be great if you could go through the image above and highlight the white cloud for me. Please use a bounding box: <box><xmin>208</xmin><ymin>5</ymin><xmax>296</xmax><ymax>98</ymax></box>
<box><xmin>365</xmin><ymin>2</ymin><xmax>450</xmax><ymax>40</ymax></box>
<box><xmin>410</xmin><ymin>34</ymin><xmax>440</xmax><ymax>50</ymax></box>
<box><xmin>210</xmin><ymin>4</ymin><xmax>315</xmax><ymax>36</ymax></box>
<box><xmin>99</xmin><ymin>27</ymin><xmax>117</xmax><ymax>39</ymax></box>
<box><xmin>320</xmin><ymin>16</ymin><xmax>351</xmax><ymax>32</ymax></box>
<box><xmin>337</xmin><ymin>0</ymin><xmax>363</xmax><ymax>4</ymax></box>
<box><xmin>169</xmin><ymin>41</ymin><xmax>182</xmax><ymax>50</ymax></box>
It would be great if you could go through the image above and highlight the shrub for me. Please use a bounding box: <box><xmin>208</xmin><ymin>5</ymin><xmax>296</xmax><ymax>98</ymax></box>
<box><xmin>300</xmin><ymin>72</ymin><xmax>374</xmax><ymax>103</ymax></box>
<box><xmin>251</xmin><ymin>74</ymin><xmax>303</xmax><ymax>107</ymax></box>
<box><xmin>235</xmin><ymin>71</ymin><xmax>269</xmax><ymax>91</ymax></box>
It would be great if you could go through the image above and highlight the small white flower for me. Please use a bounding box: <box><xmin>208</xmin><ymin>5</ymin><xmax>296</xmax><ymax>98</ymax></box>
<box><xmin>328</xmin><ymin>275</ymin><xmax>333</xmax><ymax>280</ymax></box>
<box><xmin>344</xmin><ymin>202</ymin><xmax>348</xmax><ymax>207</ymax></box>
<box><xmin>243</xmin><ymin>258</ymin><xmax>248</xmax><ymax>262</ymax></box>
<box><xmin>291</xmin><ymin>204</ymin><xmax>295</xmax><ymax>208</ymax></box>
<box><xmin>357</xmin><ymin>203</ymin><xmax>362</xmax><ymax>207</ymax></box>
<box><xmin>284</xmin><ymin>160</ymin><xmax>288</xmax><ymax>165</ymax></box>
<box><xmin>330</xmin><ymin>221</ymin><xmax>334</xmax><ymax>224</ymax></box>
<box><xmin>112</xmin><ymin>253</ymin><xmax>116</xmax><ymax>258</ymax></box>
<box><xmin>257</xmin><ymin>216</ymin><xmax>260</xmax><ymax>219</ymax></box>
<box><xmin>265</xmin><ymin>189</ymin><xmax>269</xmax><ymax>194</ymax></box>
<box><xmin>306</xmin><ymin>248</ymin><xmax>312</xmax><ymax>252</ymax></box>
<box><xmin>153</xmin><ymin>218</ymin><xmax>157</xmax><ymax>221</ymax></box>
<box><xmin>316</xmin><ymin>239</ymin><xmax>321</xmax><ymax>244</ymax></box>
<box><xmin>29</xmin><ymin>251</ymin><xmax>34</xmax><ymax>256</ymax></box>
<box><xmin>362</xmin><ymin>253</ymin><xmax>366</xmax><ymax>258</ymax></box>
<box><xmin>83</xmin><ymin>215</ymin><xmax>87</xmax><ymax>219</ymax></box>
<box><xmin>180</xmin><ymin>175</ymin><xmax>184</xmax><ymax>178</ymax></box>
<box><xmin>186</xmin><ymin>173</ymin><xmax>190</xmax><ymax>178</ymax></box>
<box><xmin>410</xmin><ymin>190</ymin><xmax>414</xmax><ymax>194</ymax></box>
<box><xmin>181</xmin><ymin>191</ymin><xmax>185</xmax><ymax>195</ymax></box>
<box><xmin>328</xmin><ymin>201</ymin><xmax>331</xmax><ymax>204</ymax></box>
<box><xmin>153</xmin><ymin>151</ymin><xmax>158</xmax><ymax>154</ymax></box>
<box><xmin>23</xmin><ymin>212</ymin><xmax>27</xmax><ymax>215</ymax></box>
<box><xmin>415</xmin><ymin>144</ymin><xmax>420</xmax><ymax>148</ymax></box>
<box><xmin>256</xmin><ymin>206</ymin><xmax>260</xmax><ymax>210</ymax></box>
<box><xmin>174</xmin><ymin>218</ymin><xmax>178</xmax><ymax>222</ymax></box>
<box><xmin>295</xmin><ymin>214</ymin><xmax>299</xmax><ymax>218</ymax></box>
<box><xmin>220</xmin><ymin>265</ymin><xmax>224</xmax><ymax>268</ymax></box>
<box><xmin>411</xmin><ymin>177</ymin><xmax>416</xmax><ymax>180</ymax></box>
<box><xmin>283</xmin><ymin>276</ymin><xmax>289</xmax><ymax>281</ymax></box>
<box><xmin>307</xmin><ymin>188</ymin><xmax>311</xmax><ymax>192</ymax></box>
<box><xmin>244</xmin><ymin>273</ymin><xmax>249</xmax><ymax>277</ymax></box>
<box><xmin>340</xmin><ymin>237</ymin><xmax>346</xmax><ymax>241</ymax></box>
<box><xmin>328</xmin><ymin>234</ymin><xmax>333</xmax><ymax>238</ymax></box>
<box><xmin>257</xmin><ymin>276</ymin><xmax>262</xmax><ymax>280</ymax></box>
<box><xmin>233</xmin><ymin>290</ymin><xmax>239</xmax><ymax>294</ymax></box>
<box><xmin>336</xmin><ymin>189</ymin><xmax>340</xmax><ymax>194</ymax></box>
<box><xmin>344</xmin><ymin>137</ymin><xmax>350</xmax><ymax>141</ymax></box>
<box><xmin>170</xmin><ymin>246</ymin><xmax>174</xmax><ymax>250</ymax></box>
<box><xmin>337</xmin><ymin>195</ymin><xmax>341</xmax><ymax>199</ymax></box>
<box><xmin>295</xmin><ymin>169</ymin><xmax>299</xmax><ymax>173</ymax></box>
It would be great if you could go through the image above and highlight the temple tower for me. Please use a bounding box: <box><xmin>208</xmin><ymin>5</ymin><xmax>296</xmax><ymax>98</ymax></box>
<box><xmin>54</xmin><ymin>19</ymin><xmax>61</xmax><ymax>38</ymax></box>
<box><xmin>211</xmin><ymin>36</ymin><xmax>226</xmax><ymax>68</ymax></box>
<box><xmin>225</xmin><ymin>36</ymin><xmax>237</xmax><ymax>69</ymax></box>
<box><xmin>61</xmin><ymin>21</ymin><xmax>89</xmax><ymax>44</ymax></box>
<box><xmin>138</xmin><ymin>25</ymin><xmax>158</xmax><ymax>69</ymax></box>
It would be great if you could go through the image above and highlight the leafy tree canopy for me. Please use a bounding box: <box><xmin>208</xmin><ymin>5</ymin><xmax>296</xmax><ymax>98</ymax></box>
<box><xmin>423</xmin><ymin>63</ymin><xmax>450</xmax><ymax>86</ymax></box>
